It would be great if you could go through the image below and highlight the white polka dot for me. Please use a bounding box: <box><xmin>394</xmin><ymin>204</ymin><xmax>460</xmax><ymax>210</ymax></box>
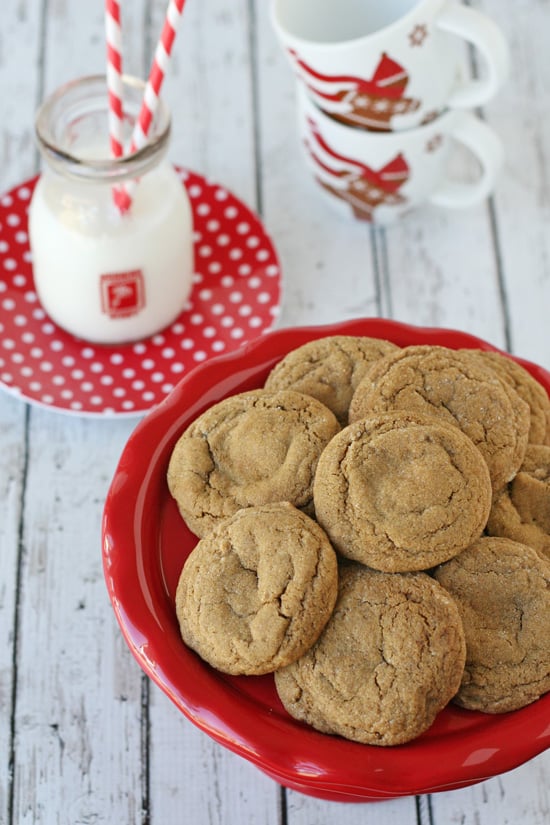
<box><xmin>62</xmin><ymin>356</ymin><xmax>75</xmax><ymax>367</ymax></box>
<box><xmin>15</xmin><ymin>231</ymin><xmax>28</xmax><ymax>243</ymax></box>
<box><xmin>6</xmin><ymin>214</ymin><xmax>20</xmax><ymax>226</ymax></box>
<box><xmin>221</xmin><ymin>316</ymin><xmax>234</xmax><ymax>328</ymax></box>
<box><xmin>3</xmin><ymin>258</ymin><xmax>17</xmax><ymax>270</ymax></box>
<box><xmin>202</xmin><ymin>326</ymin><xmax>216</xmax><ymax>338</ymax></box>
<box><xmin>211</xmin><ymin>303</ymin><xmax>225</xmax><ymax>315</ymax></box>
<box><xmin>230</xmin><ymin>327</ymin><xmax>245</xmax><ymax>339</ymax></box>
<box><xmin>11</xmin><ymin>352</ymin><xmax>24</xmax><ymax>363</ymax></box>
<box><xmin>24</xmin><ymin>291</ymin><xmax>38</xmax><ymax>303</ymax></box>
<box><xmin>30</xmin><ymin>347</ymin><xmax>43</xmax><ymax>358</ymax></box>
<box><xmin>221</xmin><ymin>276</ymin><xmax>234</xmax><ymax>287</ymax></box>
<box><xmin>181</xmin><ymin>338</ymin><xmax>194</xmax><ymax>350</ymax></box>
<box><xmin>141</xmin><ymin>359</ymin><xmax>155</xmax><ymax>370</ymax></box>
<box><xmin>1</xmin><ymin>195</ymin><xmax>13</xmax><ymax>207</ymax></box>
<box><xmin>71</xmin><ymin>369</ymin><xmax>84</xmax><ymax>379</ymax></box>
<box><xmin>189</xmin><ymin>184</ymin><xmax>203</xmax><ymax>197</ymax></box>
<box><xmin>17</xmin><ymin>186</ymin><xmax>31</xmax><ymax>200</ymax></box>
<box><xmin>52</xmin><ymin>375</ymin><xmax>65</xmax><ymax>386</ymax></box>
<box><xmin>238</xmin><ymin>304</ymin><xmax>252</xmax><ymax>316</ymax></box>
<box><xmin>266</xmin><ymin>265</ymin><xmax>279</xmax><ymax>276</ymax></box>
<box><xmin>190</xmin><ymin>313</ymin><xmax>204</xmax><ymax>325</ymax></box>
<box><xmin>61</xmin><ymin>389</ymin><xmax>74</xmax><ymax>400</ymax></box>
<box><xmin>229</xmin><ymin>248</ymin><xmax>243</xmax><ymax>260</ymax></box>
<box><xmin>151</xmin><ymin>372</ymin><xmax>164</xmax><ymax>383</ymax></box>
<box><xmin>238</xmin><ymin>265</ymin><xmax>252</xmax><ymax>276</ymax></box>
<box><xmin>193</xmin><ymin>350</ymin><xmax>207</xmax><ymax>361</ymax></box>
<box><xmin>90</xmin><ymin>396</ymin><xmax>104</xmax><ymax>406</ymax></box>
<box><xmin>207</xmin><ymin>219</ymin><xmax>220</xmax><ymax>232</ymax></box>
<box><xmin>110</xmin><ymin>353</ymin><xmax>124</xmax><ymax>364</ymax></box>
<box><xmin>100</xmin><ymin>375</ymin><xmax>114</xmax><ymax>385</ymax></box>
<box><xmin>40</xmin><ymin>362</ymin><xmax>53</xmax><ymax>372</ymax></box>
<box><xmin>142</xmin><ymin>391</ymin><xmax>155</xmax><ymax>401</ymax></box>
<box><xmin>237</xmin><ymin>222</ymin><xmax>250</xmax><ymax>234</ymax></box>
<box><xmin>246</xmin><ymin>236</ymin><xmax>260</xmax><ymax>248</ymax></box>
<box><xmin>217</xmin><ymin>234</ymin><xmax>230</xmax><ymax>246</ymax></box>
<box><xmin>198</xmin><ymin>245</ymin><xmax>212</xmax><ymax>257</ymax></box>
<box><xmin>196</xmin><ymin>203</ymin><xmax>210</xmax><ymax>216</ymax></box>
<box><xmin>81</xmin><ymin>347</ymin><xmax>95</xmax><ymax>359</ymax></box>
<box><xmin>198</xmin><ymin>289</ymin><xmax>213</xmax><ymax>301</ymax></box>
<box><xmin>50</xmin><ymin>340</ymin><xmax>63</xmax><ymax>352</ymax></box>
<box><xmin>121</xmin><ymin>400</ymin><xmax>135</xmax><ymax>410</ymax></box>
<box><xmin>257</xmin><ymin>292</ymin><xmax>271</xmax><ymax>303</ymax></box>
<box><xmin>41</xmin><ymin>395</ymin><xmax>54</xmax><ymax>405</ymax></box>
<box><xmin>152</xmin><ymin>334</ymin><xmax>165</xmax><ymax>345</ymax></box>
<box><xmin>13</xmin><ymin>274</ymin><xmax>26</xmax><ymax>287</ymax></box>
<box><xmin>81</xmin><ymin>381</ymin><xmax>94</xmax><ymax>392</ymax></box>
<box><xmin>161</xmin><ymin>383</ymin><xmax>174</xmax><ymax>393</ymax></box>
<box><xmin>162</xmin><ymin>347</ymin><xmax>176</xmax><ymax>358</ymax></box>
<box><xmin>211</xmin><ymin>341</ymin><xmax>225</xmax><ymax>352</ymax></box>
<box><xmin>132</xmin><ymin>379</ymin><xmax>146</xmax><ymax>390</ymax></box>
<box><xmin>208</xmin><ymin>261</ymin><xmax>222</xmax><ymax>274</ymax></box>
<box><xmin>224</xmin><ymin>206</ymin><xmax>238</xmax><ymax>219</ymax></box>
<box><xmin>90</xmin><ymin>362</ymin><xmax>104</xmax><ymax>373</ymax></box>
<box><xmin>122</xmin><ymin>368</ymin><xmax>135</xmax><ymax>379</ymax></box>
<box><xmin>256</xmin><ymin>249</ymin><xmax>270</xmax><ymax>261</ymax></box>
<box><xmin>113</xmin><ymin>387</ymin><xmax>126</xmax><ymax>397</ymax></box>
<box><xmin>249</xmin><ymin>316</ymin><xmax>263</xmax><ymax>328</ymax></box>
<box><xmin>41</xmin><ymin>323</ymin><xmax>55</xmax><ymax>335</ymax></box>
<box><xmin>2</xmin><ymin>298</ymin><xmax>15</xmax><ymax>310</ymax></box>
<box><xmin>229</xmin><ymin>291</ymin><xmax>243</xmax><ymax>303</ymax></box>
<box><xmin>170</xmin><ymin>363</ymin><xmax>185</xmax><ymax>373</ymax></box>
<box><xmin>214</xmin><ymin>188</ymin><xmax>228</xmax><ymax>201</ymax></box>
<box><xmin>14</xmin><ymin>314</ymin><xmax>27</xmax><ymax>326</ymax></box>
<box><xmin>0</xmin><ymin>241</ymin><xmax>8</xmax><ymax>253</ymax></box>
<box><xmin>133</xmin><ymin>343</ymin><xmax>147</xmax><ymax>355</ymax></box>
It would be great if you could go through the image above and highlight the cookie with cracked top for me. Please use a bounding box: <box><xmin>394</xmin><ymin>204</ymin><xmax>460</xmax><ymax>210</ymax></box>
<box><xmin>264</xmin><ymin>335</ymin><xmax>400</xmax><ymax>425</ymax></box>
<box><xmin>465</xmin><ymin>348</ymin><xmax>550</xmax><ymax>445</ymax></box>
<box><xmin>275</xmin><ymin>563</ymin><xmax>466</xmax><ymax>746</ymax></box>
<box><xmin>175</xmin><ymin>502</ymin><xmax>339</xmax><ymax>675</ymax></box>
<box><xmin>167</xmin><ymin>388</ymin><xmax>340</xmax><ymax>537</ymax></box>
<box><xmin>313</xmin><ymin>411</ymin><xmax>492</xmax><ymax>572</ymax></box>
<box><xmin>348</xmin><ymin>345</ymin><xmax>530</xmax><ymax>493</ymax></box>
<box><xmin>486</xmin><ymin>444</ymin><xmax>550</xmax><ymax>560</ymax></box>
<box><xmin>433</xmin><ymin>536</ymin><xmax>550</xmax><ymax>713</ymax></box>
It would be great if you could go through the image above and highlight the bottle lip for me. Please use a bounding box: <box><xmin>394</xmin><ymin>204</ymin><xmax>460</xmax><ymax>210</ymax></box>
<box><xmin>34</xmin><ymin>74</ymin><xmax>172</xmax><ymax>183</ymax></box>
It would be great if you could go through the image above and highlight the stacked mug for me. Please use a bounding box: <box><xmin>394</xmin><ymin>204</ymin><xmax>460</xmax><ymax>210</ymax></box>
<box><xmin>271</xmin><ymin>0</ymin><xmax>510</xmax><ymax>225</ymax></box>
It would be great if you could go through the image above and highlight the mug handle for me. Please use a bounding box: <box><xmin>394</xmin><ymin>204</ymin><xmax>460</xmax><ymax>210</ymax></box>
<box><xmin>429</xmin><ymin>111</ymin><xmax>504</xmax><ymax>209</ymax></box>
<box><xmin>436</xmin><ymin>2</ymin><xmax>510</xmax><ymax>107</ymax></box>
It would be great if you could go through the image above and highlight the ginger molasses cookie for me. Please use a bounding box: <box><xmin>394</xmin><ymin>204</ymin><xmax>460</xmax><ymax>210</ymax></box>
<box><xmin>433</xmin><ymin>536</ymin><xmax>550</xmax><ymax>713</ymax></box>
<box><xmin>486</xmin><ymin>444</ymin><xmax>550</xmax><ymax>560</ymax></box>
<box><xmin>167</xmin><ymin>389</ymin><xmax>340</xmax><ymax>537</ymax></box>
<box><xmin>348</xmin><ymin>345</ymin><xmax>530</xmax><ymax>492</ymax></box>
<box><xmin>466</xmin><ymin>349</ymin><xmax>550</xmax><ymax>445</ymax></box>
<box><xmin>264</xmin><ymin>335</ymin><xmax>399</xmax><ymax>425</ymax></box>
<box><xmin>175</xmin><ymin>502</ymin><xmax>338</xmax><ymax>675</ymax></box>
<box><xmin>275</xmin><ymin>564</ymin><xmax>466</xmax><ymax>746</ymax></box>
<box><xmin>313</xmin><ymin>411</ymin><xmax>492</xmax><ymax>572</ymax></box>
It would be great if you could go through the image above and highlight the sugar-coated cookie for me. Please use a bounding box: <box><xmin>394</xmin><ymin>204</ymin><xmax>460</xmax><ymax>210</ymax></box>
<box><xmin>167</xmin><ymin>389</ymin><xmax>340</xmax><ymax>537</ymax></box>
<box><xmin>264</xmin><ymin>335</ymin><xmax>399</xmax><ymax>425</ymax></box>
<box><xmin>433</xmin><ymin>536</ymin><xmax>550</xmax><ymax>713</ymax></box>
<box><xmin>313</xmin><ymin>411</ymin><xmax>492</xmax><ymax>571</ymax></box>
<box><xmin>275</xmin><ymin>563</ymin><xmax>466</xmax><ymax>746</ymax></box>
<box><xmin>176</xmin><ymin>502</ymin><xmax>339</xmax><ymax>675</ymax></box>
<box><xmin>348</xmin><ymin>345</ymin><xmax>529</xmax><ymax>493</ymax></box>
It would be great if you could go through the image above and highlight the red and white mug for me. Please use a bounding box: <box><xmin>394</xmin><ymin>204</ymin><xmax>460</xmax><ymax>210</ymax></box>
<box><xmin>297</xmin><ymin>84</ymin><xmax>504</xmax><ymax>225</ymax></box>
<box><xmin>272</xmin><ymin>0</ymin><xmax>510</xmax><ymax>132</ymax></box>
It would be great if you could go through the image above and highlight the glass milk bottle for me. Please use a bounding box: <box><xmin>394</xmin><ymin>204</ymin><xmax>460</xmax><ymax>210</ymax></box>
<box><xmin>28</xmin><ymin>74</ymin><xmax>194</xmax><ymax>344</ymax></box>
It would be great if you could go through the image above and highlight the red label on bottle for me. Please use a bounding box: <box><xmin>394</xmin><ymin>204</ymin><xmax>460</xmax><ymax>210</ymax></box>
<box><xmin>100</xmin><ymin>270</ymin><xmax>145</xmax><ymax>318</ymax></box>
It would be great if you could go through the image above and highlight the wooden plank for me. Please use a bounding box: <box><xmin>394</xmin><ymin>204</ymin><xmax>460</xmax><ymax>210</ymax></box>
<box><xmin>255</xmin><ymin>0</ymin><xmax>381</xmax><ymax>330</ymax></box>
<box><xmin>8</xmin><ymin>3</ymin><xmax>146</xmax><ymax>822</ymax></box>
<box><xmin>476</xmin><ymin>0</ymin><xmax>550</xmax><ymax>369</ymax></box>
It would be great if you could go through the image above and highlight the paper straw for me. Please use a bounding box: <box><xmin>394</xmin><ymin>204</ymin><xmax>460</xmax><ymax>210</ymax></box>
<box><xmin>105</xmin><ymin>0</ymin><xmax>130</xmax><ymax>212</ymax></box>
<box><xmin>116</xmin><ymin>0</ymin><xmax>187</xmax><ymax>213</ymax></box>
<box><xmin>105</xmin><ymin>0</ymin><xmax>124</xmax><ymax>159</ymax></box>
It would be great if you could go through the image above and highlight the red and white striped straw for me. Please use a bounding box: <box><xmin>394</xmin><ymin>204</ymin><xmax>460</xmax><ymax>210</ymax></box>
<box><xmin>105</xmin><ymin>0</ymin><xmax>125</xmax><ymax>159</ymax></box>
<box><xmin>116</xmin><ymin>0</ymin><xmax>187</xmax><ymax>213</ymax></box>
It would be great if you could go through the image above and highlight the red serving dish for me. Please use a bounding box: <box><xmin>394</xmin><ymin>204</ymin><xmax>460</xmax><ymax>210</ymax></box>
<box><xmin>102</xmin><ymin>317</ymin><xmax>550</xmax><ymax>802</ymax></box>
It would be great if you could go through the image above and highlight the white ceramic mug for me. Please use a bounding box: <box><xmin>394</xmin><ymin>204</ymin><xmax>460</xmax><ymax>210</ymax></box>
<box><xmin>297</xmin><ymin>84</ymin><xmax>504</xmax><ymax>224</ymax></box>
<box><xmin>272</xmin><ymin>0</ymin><xmax>510</xmax><ymax>131</ymax></box>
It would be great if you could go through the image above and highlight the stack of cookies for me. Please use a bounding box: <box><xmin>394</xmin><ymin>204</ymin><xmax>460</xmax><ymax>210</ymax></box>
<box><xmin>167</xmin><ymin>335</ymin><xmax>550</xmax><ymax>746</ymax></box>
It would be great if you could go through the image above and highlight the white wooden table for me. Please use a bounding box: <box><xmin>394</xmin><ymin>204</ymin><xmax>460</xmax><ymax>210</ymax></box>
<box><xmin>1</xmin><ymin>1</ymin><xmax>549</xmax><ymax>823</ymax></box>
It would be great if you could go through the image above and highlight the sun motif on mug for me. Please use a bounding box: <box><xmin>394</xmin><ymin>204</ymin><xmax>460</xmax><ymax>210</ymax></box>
<box><xmin>409</xmin><ymin>24</ymin><xmax>428</xmax><ymax>47</ymax></box>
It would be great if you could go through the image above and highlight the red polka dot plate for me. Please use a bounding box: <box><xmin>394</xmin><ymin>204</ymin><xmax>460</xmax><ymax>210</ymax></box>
<box><xmin>102</xmin><ymin>317</ymin><xmax>550</xmax><ymax>802</ymax></box>
<box><xmin>0</xmin><ymin>170</ymin><xmax>281</xmax><ymax>417</ymax></box>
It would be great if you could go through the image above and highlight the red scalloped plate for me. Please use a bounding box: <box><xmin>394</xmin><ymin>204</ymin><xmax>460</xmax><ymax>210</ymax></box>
<box><xmin>102</xmin><ymin>317</ymin><xmax>550</xmax><ymax>802</ymax></box>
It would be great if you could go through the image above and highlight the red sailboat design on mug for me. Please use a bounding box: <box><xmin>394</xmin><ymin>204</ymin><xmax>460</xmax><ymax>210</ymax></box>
<box><xmin>304</xmin><ymin>117</ymin><xmax>410</xmax><ymax>221</ymax></box>
<box><xmin>290</xmin><ymin>50</ymin><xmax>420</xmax><ymax>130</ymax></box>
